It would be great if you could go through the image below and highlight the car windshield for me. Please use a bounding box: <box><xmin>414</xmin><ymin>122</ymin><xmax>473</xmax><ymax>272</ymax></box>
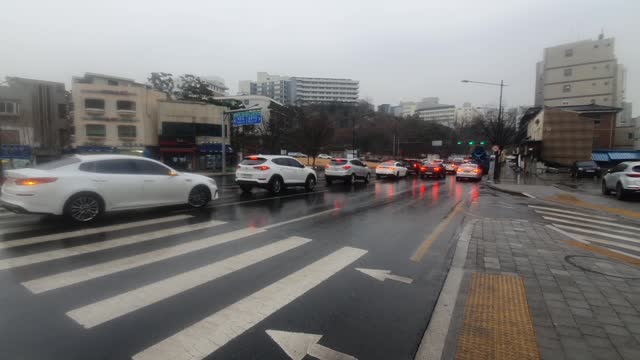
<box><xmin>577</xmin><ymin>161</ymin><xmax>597</xmax><ymax>167</ymax></box>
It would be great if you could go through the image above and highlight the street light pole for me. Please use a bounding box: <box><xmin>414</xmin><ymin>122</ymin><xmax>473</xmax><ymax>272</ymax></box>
<box><xmin>352</xmin><ymin>116</ymin><xmax>356</xmax><ymax>159</ymax></box>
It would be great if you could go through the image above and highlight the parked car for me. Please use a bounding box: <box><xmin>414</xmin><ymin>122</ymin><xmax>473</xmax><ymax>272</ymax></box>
<box><xmin>317</xmin><ymin>154</ymin><xmax>332</xmax><ymax>159</ymax></box>
<box><xmin>420</xmin><ymin>161</ymin><xmax>446</xmax><ymax>179</ymax></box>
<box><xmin>376</xmin><ymin>160</ymin><xmax>408</xmax><ymax>180</ymax></box>
<box><xmin>570</xmin><ymin>160</ymin><xmax>601</xmax><ymax>178</ymax></box>
<box><xmin>601</xmin><ymin>161</ymin><xmax>640</xmax><ymax>200</ymax></box>
<box><xmin>456</xmin><ymin>163</ymin><xmax>483</xmax><ymax>182</ymax></box>
<box><xmin>236</xmin><ymin>155</ymin><xmax>317</xmax><ymax>194</ymax></box>
<box><xmin>325</xmin><ymin>158</ymin><xmax>371</xmax><ymax>185</ymax></box>
<box><xmin>0</xmin><ymin>155</ymin><xmax>218</xmax><ymax>222</ymax></box>
<box><xmin>403</xmin><ymin>159</ymin><xmax>422</xmax><ymax>175</ymax></box>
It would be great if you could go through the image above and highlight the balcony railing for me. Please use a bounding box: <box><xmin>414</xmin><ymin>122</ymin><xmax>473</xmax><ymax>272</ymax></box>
<box><xmin>117</xmin><ymin>109</ymin><xmax>137</xmax><ymax>116</ymax></box>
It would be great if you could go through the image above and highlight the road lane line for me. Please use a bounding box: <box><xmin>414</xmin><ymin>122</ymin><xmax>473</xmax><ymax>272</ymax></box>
<box><xmin>132</xmin><ymin>246</ymin><xmax>367</xmax><ymax>360</ymax></box>
<box><xmin>66</xmin><ymin>236</ymin><xmax>311</xmax><ymax>328</ymax></box>
<box><xmin>542</xmin><ymin>217</ymin><xmax>638</xmax><ymax>236</ymax></box>
<box><xmin>22</xmin><ymin>227</ymin><xmax>260</xmax><ymax>293</ymax></box>
<box><xmin>0</xmin><ymin>215</ymin><xmax>194</xmax><ymax>249</ymax></box>
<box><xmin>0</xmin><ymin>224</ymin><xmax>49</xmax><ymax>236</ymax></box>
<box><xmin>521</xmin><ymin>192</ymin><xmax>536</xmax><ymax>199</ymax></box>
<box><xmin>415</xmin><ymin>219</ymin><xmax>476</xmax><ymax>360</ymax></box>
<box><xmin>261</xmin><ymin>208</ymin><xmax>337</xmax><ymax>230</ymax></box>
<box><xmin>0</xmin><ymin>220</ymin><xmax>225</xmax><ymax>270</ymax></box>
<box><xmin>547</xmin><ymin>225</ymin><xmax>640</xmax><ymax>258</ymax></box>
<box><xmin>411</xmin><ymin>201</ymin><xmax>464</xmax><ymax>262</ymax></box>
<box><xmin>529</xmin><ymin>205</ymin><xmax>614</xmax><ymax>220</ymax></box>
<box><xmin>552</xmin><ymin>224</ymin><xmax>640</xmax><ymax>244</ymax></box>
<box><xmin>534</xmin><ymin>211</ymin><xmax>640</xmax><ymax>230</ymax></box>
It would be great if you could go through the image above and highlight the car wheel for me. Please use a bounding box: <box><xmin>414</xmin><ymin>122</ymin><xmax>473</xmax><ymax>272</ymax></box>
<box><xmin>269</xmin><ymin>176</ymin><xmax>283</xmax><ymax>194</ymax></box>
<box><xmin>601</xmin><ymin>181</ymin><xmax>611</xmax><ymax>195</ymax></box>
<box><xmin>240</xmin><ymin>184</ymin><xmax>253</xmax><ymax>193</ymax></box>
<box><xmin>326</xmin><ymin>177</ymin><xmax>333</xmax><ymax>185</ymax></box>
<box><xmin>616</xmin><ymin>183</ymin><xmax>626</xmax><ymax>200</ymax></box>
<box><xmin>305</xmin><ymin>175</ymin><xmax>316</xmax><ymax>191</ymax></box>
<box><xmin>188</xmin><ymin>185</ymin><xmax>211</xmax><ymax>208</ymax></box>
<box><xmin>364</xmin><ymin>173</ymin><xmax>371</xmax><ymax>184</ymax></box>
<box><xmin>349</xmin><ymin>173</ymin><xmax>356</xmax><ymax>185</ymax></box>
<box><xmin>65</xmin><ymin>192</ymin><xmax>103</xmax><ymax>222</ymax></box>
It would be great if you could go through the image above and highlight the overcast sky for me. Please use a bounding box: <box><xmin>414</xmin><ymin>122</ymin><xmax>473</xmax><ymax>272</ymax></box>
<box><xmin>1</xmin><ymin>0</ymin><xmax>638</xmax><ymax>115</ymax></box>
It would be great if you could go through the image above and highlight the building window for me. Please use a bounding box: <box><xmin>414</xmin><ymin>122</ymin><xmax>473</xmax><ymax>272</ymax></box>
<box><xmin>85</xmin><ymin>98</ymin><xmax>105</xmax><ymax>110</ymax></box>
<box><xmin>604</xmin><ymin>81</ymin><xmax>609</xmax><ymax>86</ymax></box>
<box><xmin>562</xmin><ymin>84</ymin><xmax>571</xmax><ymax>93</ymax></box>
<box><xmin>86</xmin><ymin>124</ymin><xmax>106</xmax><ymax>137</ymax></box>
<box><xmin>592</xmin><ymin>82</ymin><xmax>596</xmax><ymax>86</ymax></box>
<box><xmin>594</xmin><ymin>120</ymin><xmax>601</xmax><ymax>127</ymax></box>
<box><xmin>590</xmin><ymin>99</ymin><xmax>596</xmax><ymax>104</ymax></box>
<box><xmin>0</xmin><ymin>101</ymin><xmax>18</xmax><ymax>115</ymax></box>
<box><xmin>603</xmin><ymin>97</ymin><xmax>608</xmax><ymax>102</ymax></box>
<box><xmin>564</xmin><ymin>68</ymin><xmax>572</xmax><ymax>76</ymax></box>
<box><xmin>116</xmin><ymin>100</ymin><xmax>136</xmax><ymax>111</ymax></box>
<box><xmin>605</xmin><ymin>64</ymin><xmax>610</xmax><ymax>70</ymax></box>
<box><xmin>628</xmin><ymin>133</ymin><xmax>633</xmax><ymax>140</ymax></box>
<box><xmin>564</xmin><ymin>48</ymin><xmax>573</xmax><ymax>57</ymax></box>
<box><xmin>108</xmin><ymin>80</ymin><xmax>119</xmax><ymax>86</ymax></box>
<box><xmin>561</xmin><ymin>101</ymin><xmax>569</xmax><ymax>105</ymax></box>
<box><xmin>593</xmin><ymin>136</ymin><xmax>600</xmax><ymax>147</ymax></box>
<box><xmin>117</xmin><ymin>125</ymin><xmax>137</xmax><ymax>138</ymax></box>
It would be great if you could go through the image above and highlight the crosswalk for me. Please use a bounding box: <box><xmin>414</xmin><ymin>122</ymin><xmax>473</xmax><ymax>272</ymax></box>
<box><xmin>530</xmin><ymin>205</ymin><xmax>640</xmax><ymax>260</ymax></box>
<box><xmin>0</xmin><ymin>208</ymin><xmax>363</xmax><ymax>360</ymax></box>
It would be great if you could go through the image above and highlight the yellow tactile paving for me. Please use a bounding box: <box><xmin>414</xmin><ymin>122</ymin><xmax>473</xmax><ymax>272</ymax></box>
<box><xmin>456</xmin><ymin>273</ymin><xmax>540</xmax><ymax>360</ymax></box>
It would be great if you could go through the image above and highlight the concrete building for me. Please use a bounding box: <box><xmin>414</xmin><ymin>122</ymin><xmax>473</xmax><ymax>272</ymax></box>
<box><xmin>202</xmin><ymin>76</ymin><xmax>228</xmax><ymax>97</ymax></box>
<box><xmin>391</xmin><ymin>105</ymin><xmax>402</xmax><ymax>116</ymax></box>
<box><xmin>0</xmin><ymin>77</ymin><xmax>69</xmax><ymax>164</ymax></box>
<box><xmin>617</xmin><ymin>102</ymin><xmax>633</xmax><ymax>127</ymax></box>
<box><xmin>239</xmin><ymin>72</ymin><xmax>359</xmax><ymax>105</ymax></box>
<box><xmin>415</xmin><ymin>104</ymin><xmax>456</xmax><ymax>127</ymax></box>
<box><xmin>614</xmin><ymin>126</ymin><xmax>635</xmax><ymax>150</ymax></box>
<box><xmin>524</xmin><ymin>105</ymin><xmax>619</xmax><ymax>166</ymax></box>
<box><xmin>399</xmin><ymin>102</ymin><xmax>417</xmax><ymax>117</ymax></box>
<box><xmin>534</xmin><ymin>34</ymin><xmax>626</xmax><ymax>109</ymax></box>
<box><xmin>377</xmin><ymin>104</ymin><xmax>392</xmax><ymax>114</ymax></box>
<box><xmin>156</xmin><ymin>100</ymin><xmax>230</xmax><ymax>171</ymax></box>
<box><xmin>71</xmin><ymin>73</ymin><xmax>166</xmax><ymax>155</ymax></box>
<box><xmin>455</xmin><ymin>102</ymin><xmax>480</xmax><ymax>126</ymax></box>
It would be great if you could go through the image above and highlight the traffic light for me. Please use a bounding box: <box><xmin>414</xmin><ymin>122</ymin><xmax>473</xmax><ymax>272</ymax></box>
<box><xmin>468</xmin><ymin>141</ymin><xmax>475</xmax><ymax>145</ymax></box>
<box><xmin>480</xmin><ymin>141</ymin><xmax>487</xmax><ymax>145</ymax></box>
<box><xmin>457</xmin><ymin>141</ymin><xmax>463</xmax><ymax>145</ymax></box>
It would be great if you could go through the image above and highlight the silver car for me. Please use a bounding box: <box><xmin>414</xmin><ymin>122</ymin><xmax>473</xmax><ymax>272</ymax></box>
<box><xmin>325</xmin><ymin>158</ymin><xmax>371</xmax><ymax>184</ymax></box>
<box><xmin>602</xmin><ymin>161</ymin><xmax>640</xmax><ymax>200</ymax></box>
<box><xmin>455</xmin><ymin>163</ymin><xmax>482</xmax><ymax>182</ymax></box>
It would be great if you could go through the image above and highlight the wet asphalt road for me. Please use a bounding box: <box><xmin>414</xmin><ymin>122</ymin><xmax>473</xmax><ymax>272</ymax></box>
<box><xmin>1</xmin><ymin>173</ymin><xmax>498</xmax><ymax>360</ymax></box>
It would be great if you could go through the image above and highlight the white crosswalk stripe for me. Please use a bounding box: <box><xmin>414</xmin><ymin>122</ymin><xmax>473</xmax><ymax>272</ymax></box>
<box><xmin>0</xmin><ymin>219</ymin><xmax>225</xmax><ymax>270</ymax></box>
<box><xmin>537</xmin><ymin>205</ymin><xmax>640</xmax><ymax>259</ymax></box>
<box><xmin>132</xmin><ymin>246</ymin><xmax>367</xmax><ymax>360</ymax></box>
<box><xmin>4</xmin><ymin>208</ymin><xmax>363</xmax><ymax>359</ymax></box>
<box><xmin>66</xmin><ymin>236</ymin><xmax>312</xmax><ymax>328</ymax></box>
<box><xmin>0</xmin><ymin>214</ymin><xmax>194</xmax><ymax>249</ymax></box>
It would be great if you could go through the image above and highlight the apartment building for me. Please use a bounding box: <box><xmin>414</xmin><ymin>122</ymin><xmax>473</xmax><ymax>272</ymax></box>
<box><xmin>455</xmin><ymin>102</ymin><xmax>479</xmax><ymax>126</ymax></box>
<box><xmin>0</xmin><ymin>77</ymin><xmax>68</xmax><ymax>164</ymax></box>
<box><xmin>534</xmin><ymin>34</ymin><xmax>626</xmax><ymax>108</ymax></box>
<box><xmin>238</xmin><ymin>72</ymin><xmax>359</xmax><ymax>105</ymax></box>
<box><xmin>71</xmin><ymin>73</ymin><xmax>166</xmax><ymax>155</ymax></box>
<box><xmin>415</xmin><ymin>104</ymin><xmax>456</xmax><ymax>127</ymax></box>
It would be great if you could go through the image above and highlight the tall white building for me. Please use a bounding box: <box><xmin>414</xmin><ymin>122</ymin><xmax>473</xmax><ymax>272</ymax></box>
<box><xmin>455</xmin><ymin>102</ymin><xmax>479</xmax><ymax>126</ymax></box>
<box><xmin>238</xmin><ymin>72</ymin><xmax>359</xmax><ymax>105</ymax></box>
<box><xmin>534</xmin><ymin>34</ymin><xmax>626</xmax><ymax>108</ymax></box>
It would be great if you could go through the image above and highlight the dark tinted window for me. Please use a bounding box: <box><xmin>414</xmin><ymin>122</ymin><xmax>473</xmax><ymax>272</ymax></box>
<box><xmin>287</xmin><ymin>158</ymin><xmax>305</xmax><ymax>168</ymax></box>
<box><xmin>240</xmin><ymin>157</ymin><xmax>267</xmax><ymax>165</ymax></box>
<box><xmin>271</xmin><ymin>158</ymin><xmax>289</xmax><ymax>166</ymax></box>
<box><xmin>36</xmin><ymin>157</ymin><xmax>81</xmax><ymax>170</ymax></box>
<box><xmin>632</xmin><ymin>166</ymin><xmax>640</xmax><ymax>172</ymax></box>
<box><xmin>330</xmin><ymin>159</ymin><xmax>348</xmax><ymax>165</ymax></box>
<box><xmin>94</xmin><ymin>159</ymin><xmax>137</xmax><ymax>174</ymax></box>
<box><xmin>351</xmin><ymin>160</ymin><xmax>364</xmax><ymax>167</ymax></box>
<box><xmin>612</xmin><ymin>164</ymin><xmax>627</xmax><ymax>173</ymax></box>
<box><xmin>78</xmin><ymin>162</ymin><xmax>97</xmax><ymax>172</ymax></box>
<box><xmin>133</xmin><ymin>159</ymin><xmax>171</xmax><ymax>175</ymax></box>
<box><xmin>576</xmin><ymin>161</ymin><xmax>597</xmax><ymax>167</ymax></box>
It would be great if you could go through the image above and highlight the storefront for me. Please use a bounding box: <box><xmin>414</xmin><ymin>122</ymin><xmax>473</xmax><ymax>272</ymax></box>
<box><xmin>197</xmin><ymin>143</ymin><xmax>234</xmax><ymax>171</ymax></box>
<box><xmin>159</xmin><ymin>136</ymin><xmax>197</xmax><ymax>171</ymax></box>
<box><xmin>1</xmin><ymin>145</ymin><xmax>33</xmax><ymax>169</ymax></box>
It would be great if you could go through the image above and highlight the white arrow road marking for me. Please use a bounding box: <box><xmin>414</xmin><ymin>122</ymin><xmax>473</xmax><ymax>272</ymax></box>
<box><xmin>0</xmin><ymin>219</ymin><xmax>225</xmax><ymax>270</ymax></box>
<box><xmin>132</xmin><ymin>246</ymin><xmax>367</xmax><ymax>360</ymax></box>
<box><xmin>266</xmin><ymin>330</ymin><xmax>357</xmax><ymax>360</ymax></box>
<box><xmin>0</xmin><ymin>214</ymin><xmax>194</xmax><ymax>249</ymax></box>
<box><xmin>355</xmin><ymin>268</ymin><xmax>413</xmax><ymax>284</ymax></box>
<box><xmin>66</xmin><ymin>236</ymin><xmax>311</xmax><ymax>328</ymax></box>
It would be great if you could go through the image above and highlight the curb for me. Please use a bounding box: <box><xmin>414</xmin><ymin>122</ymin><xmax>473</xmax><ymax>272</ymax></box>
<box><xmin>486</xmin><ymin>183</ymin><xmax>532</xmax><ymax>198</ymax></box>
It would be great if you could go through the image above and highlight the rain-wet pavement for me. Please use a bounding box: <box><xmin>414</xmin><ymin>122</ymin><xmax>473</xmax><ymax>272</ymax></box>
<box><xmin>0</xmin><ymin>174</ymin><xmax>532</xmax><ymax>360</ymax></box>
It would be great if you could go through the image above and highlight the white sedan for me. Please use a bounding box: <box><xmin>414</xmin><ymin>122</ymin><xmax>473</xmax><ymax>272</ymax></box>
<box><xmin>0</xmin><ymin>155</ymin><xmax>219</xmax><ymax>222</ymax></box>
<box><xmin>375</xmin><ymin>161</ymin><xmax>408</xmax><ymax>179</ymax></box>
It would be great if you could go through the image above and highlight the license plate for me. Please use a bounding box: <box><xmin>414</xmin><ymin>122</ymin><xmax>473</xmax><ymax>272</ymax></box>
<box><xmin>238</xmin><ymin>173</ymin><xmax>251</xmax><ymax>179</ymax></box>
<box><xmin>464</xmin><ymin>170</ymin><xmax>471</xmax><ymax>173</ymax></box>
<box><xmin>426</xmin><ymin>172</ymin><xmax>433</xmax><ymax>174</ymax></box>
<box><xmin>586</xmin><ymin>170</ymin><xmax>595</xmax><ymax>172</ymax></box>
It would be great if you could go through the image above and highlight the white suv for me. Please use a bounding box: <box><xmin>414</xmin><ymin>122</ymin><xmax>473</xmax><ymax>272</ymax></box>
<box><xmin>325</xmin><ymin>158</ymin><xmax>371</xmax><ymax>185</ymax></box>
<box><xmin>602</xmin><ymin>161</ymin><xmax>640</xmax><ymax>200</ymax></box>
<box><xmin>236</xmin><ymin>155</ymin><xmax>317</xmax><ymax>194</ymax></box>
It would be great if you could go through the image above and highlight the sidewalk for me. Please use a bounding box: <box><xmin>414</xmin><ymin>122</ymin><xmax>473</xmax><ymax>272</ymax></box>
<box><xmin>436</xmin><ymin>218</ymin><xmax>640</xmax><ymax>360</ymax></box>
<box><xmin>486</xmin><ymin>169</ymin><xmax>640</xmax><ymax>220</ymax></box>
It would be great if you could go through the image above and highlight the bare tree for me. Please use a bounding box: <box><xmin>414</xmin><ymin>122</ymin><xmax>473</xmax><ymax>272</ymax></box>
<box><xmin>147</xmin><ymin>72</ymin><xmax>175</xmax><ymax>98</ymax></box>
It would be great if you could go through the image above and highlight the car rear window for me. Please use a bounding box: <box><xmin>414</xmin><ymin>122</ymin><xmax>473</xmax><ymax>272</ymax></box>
<box><xmin>35</xmin><ymin>157</ymin><xmax>81</xmax><ymax>170</ymax></box>
<box><xmin>577</xmin><ymin>161</ymin><xmax>597</xmax><ymax>167</ymax></box>
<box><xmin>330</xmin><ymin>159</ymin><xmax>348</xmax><ymax>165</ymax></box>
<box><xmin>241</xmin><ymin>157</ymin><xmax>267</xmax><ymax>165</ymax></box>
<box><xmin>381</xmin><ymin>161</ymin><xmax>395</xmax><ymax>166</ymax></box>
<box><xmin>461</xmin><ymin>164</ymin><xmax>477</xmax><ymax>169</ymax></box>
<box><xmin>632</xmin><ymin>166</ymin><xmax>640</xmax><ymax>172</ymax></box>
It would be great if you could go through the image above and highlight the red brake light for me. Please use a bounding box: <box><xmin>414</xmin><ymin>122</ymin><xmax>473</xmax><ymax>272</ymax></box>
<box><xmin>343</xmin><ymin>165</ymin><xmax>352</xmax><ymax>170</ymax></box>
<box><xmin>434</xmin><ymin>167</ymin><xmax>441</xmax><ymax>171</ymax></box>
<box><xmin>627</xmin><ymin>174</ymin><xmax>640</xmax><ymax>178</ymax></box>
<box><xmin>254</xmin><ymin>166</ymin><xmax>270</xmax><ymax>171</ymax></box>
<box><xmin>14</xmin><ymin>177</ymin><xmax>58</xmax><ymax>186</ymax></box>
<box><xmin>325</xmin><ymin>164</ymin><xmax>331</xmax><ymax>169</ymax></box>
<box><xmin>421</xmin><ymin>166</ymin><xmax>427</xmax><ymax>171</ymax></box>
<box><xmin>248</xmin><ymin>156</ymin><xmax>259</xmax><ymax>160</ymax></box>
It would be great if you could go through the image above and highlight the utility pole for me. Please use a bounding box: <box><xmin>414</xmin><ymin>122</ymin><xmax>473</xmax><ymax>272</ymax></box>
<box><xmin>352</xmin><ymin>116</ymin><xmax>356</xmax><ymax>158</ymax></box>
<box><xmin>221</xmin><ymin>112</ymin><xmax>228</xmax><ymax>174</ymax></box>
<box><xmin>494</xmin><ymin>80</ymin><xmax>504</xmax><ymax>182</ymax></box>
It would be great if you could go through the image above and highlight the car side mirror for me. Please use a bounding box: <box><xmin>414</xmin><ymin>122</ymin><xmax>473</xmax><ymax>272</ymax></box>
<box><xmin>606</xmin><ymin>169</ymin><xmax>613</xmax><ymax>174</ymax></box>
